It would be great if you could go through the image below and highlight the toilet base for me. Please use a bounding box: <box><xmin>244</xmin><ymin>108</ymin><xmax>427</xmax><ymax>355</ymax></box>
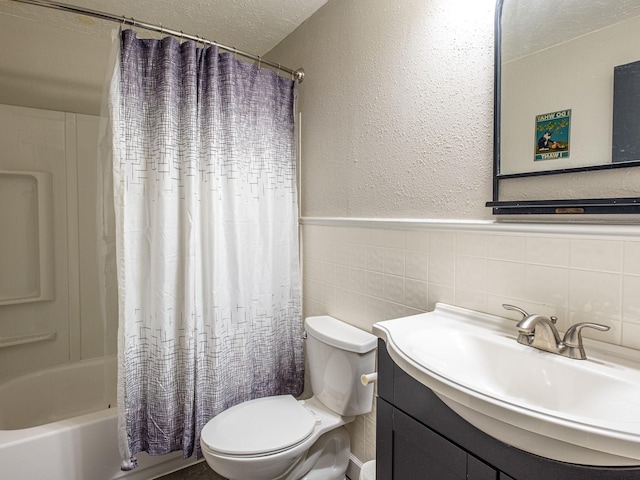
<box><xmin>292</xmin><ymin>426</ymin><xmax>351</xmax><ymax>480</ymax></box>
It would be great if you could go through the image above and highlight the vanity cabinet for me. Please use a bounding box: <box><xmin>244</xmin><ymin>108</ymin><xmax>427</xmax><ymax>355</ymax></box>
<box><xmin>390</xmin><ymin>403</ymin><xmax>496</xmax><ymax>480</ymax></box>
<box><xmin>376</xmin><ymin>339</ymin><xmax>640</xmax><ymax>480</ymax></box>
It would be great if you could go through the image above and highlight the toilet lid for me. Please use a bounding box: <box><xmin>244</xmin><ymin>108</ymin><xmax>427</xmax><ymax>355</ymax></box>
<box><xmin>200</xmin><ymin>395</ymin><xmax>317</xmax><ymax>456</ymax></box>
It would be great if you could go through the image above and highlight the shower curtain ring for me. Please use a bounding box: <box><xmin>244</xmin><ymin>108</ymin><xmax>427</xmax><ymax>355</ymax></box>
<box><xmin>126</xmin><ymin>16</ymin><xmax>136</xmax><ymax>33</ymax></box>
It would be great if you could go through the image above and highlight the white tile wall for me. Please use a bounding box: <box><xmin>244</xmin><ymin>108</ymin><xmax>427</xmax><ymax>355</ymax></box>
<box><xmin>301</xmin><ymin>220</ymin><xmax>640</xmax><ymax>463</ymax></box>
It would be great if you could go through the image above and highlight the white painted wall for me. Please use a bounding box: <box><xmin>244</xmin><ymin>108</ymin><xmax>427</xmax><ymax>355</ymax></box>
<box><xmin>0</xmin><ymin>12</ymin><xmax>114</xmax><ymax>116</ymax></box>
<box><xmin>268</xmin><ymin>0</ymin><xmax>497</xmax><ymax>219</ymax></box>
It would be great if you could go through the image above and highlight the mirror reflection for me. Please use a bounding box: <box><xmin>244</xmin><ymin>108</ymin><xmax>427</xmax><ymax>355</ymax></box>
<box><xmin>499</xmin><ymin>0</ymin><xmax>640</xmax><ymax>176</ymax></box>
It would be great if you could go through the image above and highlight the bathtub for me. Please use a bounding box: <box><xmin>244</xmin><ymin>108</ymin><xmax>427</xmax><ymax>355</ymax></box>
<box><xmin>0</xmin><ymin>356</ymin><xmax>200</xmax><ymax>480</ymax></box>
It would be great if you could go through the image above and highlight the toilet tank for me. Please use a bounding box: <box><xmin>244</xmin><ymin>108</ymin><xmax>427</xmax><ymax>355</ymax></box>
<box><xmin>304</xmin><ymin>316</ymin><xmax>377</xmax><ymax>417</ymax></box>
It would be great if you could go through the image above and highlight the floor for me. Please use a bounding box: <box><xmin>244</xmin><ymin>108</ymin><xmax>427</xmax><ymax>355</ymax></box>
<box><xmin>156</xmin><ymin>462</ymin><xmax>359</xmax><ymax>480</ymax></box>
<box><xmin>156</xmin><ymin>460</ymin><xmax>356</xmax><ymax>480</ymax></box>
<box><xmin>156</xmin><ymin>461</ymin><xmax>227</xmax><ymax>480</ymax></box>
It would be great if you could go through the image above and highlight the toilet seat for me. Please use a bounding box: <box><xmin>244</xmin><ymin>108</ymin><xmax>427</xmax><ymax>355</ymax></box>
<box><xmin>200</xmin><ymin>395</ymin><xmax>317</xmax><ymax>457</ymax></box>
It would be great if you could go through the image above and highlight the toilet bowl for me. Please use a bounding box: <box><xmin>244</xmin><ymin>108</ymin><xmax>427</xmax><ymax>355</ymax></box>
<box><xmin>200</xmin><ymin>316</ymin><xmax>377</xmax><ymax>480</ymax></box>
<box><xmin>200</xmin><ymin>395</ymin><xmax>350</xmax><ymax>480</ymax></box>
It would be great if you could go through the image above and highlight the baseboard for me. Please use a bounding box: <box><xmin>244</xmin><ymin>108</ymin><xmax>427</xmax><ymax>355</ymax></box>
<box><xmin>346</xmin><ymin>454</ymin><xmax>362</xmax><ymax>480</ymax></box>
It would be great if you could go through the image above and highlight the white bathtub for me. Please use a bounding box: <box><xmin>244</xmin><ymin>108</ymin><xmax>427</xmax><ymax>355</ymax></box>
<box><xmin>0</xmin><ymin>356</ymin><xmax>200</xmax><ymax>480</ymax></box>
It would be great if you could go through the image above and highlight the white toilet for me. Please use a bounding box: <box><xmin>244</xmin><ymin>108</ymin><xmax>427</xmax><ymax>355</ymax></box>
<box><xmin>200</xmin><ymin>315</ymin><xmax>377</xmax><ymax>480</ymax></box>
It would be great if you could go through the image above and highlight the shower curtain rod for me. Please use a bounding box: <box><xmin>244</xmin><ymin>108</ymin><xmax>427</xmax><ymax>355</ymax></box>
<box><xmin>10</xmin><ymin>0</ymin><xmax>305</xmax><ymax>82</ymax></box>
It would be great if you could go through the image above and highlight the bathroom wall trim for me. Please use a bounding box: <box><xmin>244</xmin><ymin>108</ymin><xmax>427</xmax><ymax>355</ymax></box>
<box><xmin>347</xmin><ymin>454</ymin><xmax>363</xmax><ymax>480</ymax></box>
<box><xmin>300</xmin><ymin>217</ymin><xmax>640</xmax><ymax>238</ymax></box>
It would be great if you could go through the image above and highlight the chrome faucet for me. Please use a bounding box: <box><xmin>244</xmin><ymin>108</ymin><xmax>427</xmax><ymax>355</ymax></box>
<box><xmin>502</xmin><ymin>304</ymin><xmax>610</xmax><ymax>360</ymax></box>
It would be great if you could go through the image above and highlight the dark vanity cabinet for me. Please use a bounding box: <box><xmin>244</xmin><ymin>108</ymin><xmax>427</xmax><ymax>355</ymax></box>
<box><xmin>385</xmin><ymin>403</ymin><xmax>499</xmax><ymax>480</ymax></box>
<box><xmin>375</xmin><ymin>339</ymin><xmax>640</xmax><ymax>480</ymax></box>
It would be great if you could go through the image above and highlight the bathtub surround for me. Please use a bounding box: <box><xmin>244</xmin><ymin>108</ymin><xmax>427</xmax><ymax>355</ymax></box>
<box><xmin>111</xmin><ymin>30</ymin><xmax>303</xmax><ymax>466</ymax></box>
<box><xmin>0</xmin><ymin>104</ymin><xmax>196</xmax><ymax>480</ymax></box>
<box><xmin>0</xmin><ymin>104</ymin><xmax>115</xmax><ymax>381</ymax></box>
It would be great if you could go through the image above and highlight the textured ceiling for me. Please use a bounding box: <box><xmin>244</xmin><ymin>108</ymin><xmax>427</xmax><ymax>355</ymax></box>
<box><xmin>0</xmin><ymin>0</ymin><xmax>328</xmax><ymax>55</ymax></box>
<box><xmin>502</xmin><ymin>0</ymin><xmax>640</xmax><ymax>62</ymax></box>
<box><xmin>0</xmin><ymin>0</ymin><xmax>327</xmax><ymax>113</ymax></box>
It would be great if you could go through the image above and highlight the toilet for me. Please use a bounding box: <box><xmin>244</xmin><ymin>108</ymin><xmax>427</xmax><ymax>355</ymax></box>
<box><xmin>200</xmin><ymin>315</ymin><xmax>377</xmax><ymax>480</ymax></box>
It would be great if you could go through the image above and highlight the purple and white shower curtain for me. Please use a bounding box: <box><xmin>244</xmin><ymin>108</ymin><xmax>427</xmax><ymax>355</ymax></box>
<box><xmin>110</xmin><ymin>29</ymin><xmax>303</xmax><ymax>468</ymax></box>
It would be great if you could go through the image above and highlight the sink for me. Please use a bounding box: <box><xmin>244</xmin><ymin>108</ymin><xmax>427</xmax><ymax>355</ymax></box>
<box><xmin>373</xmin><ymin>303</ymin><xmax>640</xmax><ymax>466</ymax></box>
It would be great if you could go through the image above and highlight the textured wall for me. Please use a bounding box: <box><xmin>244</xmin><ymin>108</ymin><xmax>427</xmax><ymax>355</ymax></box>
<box><xmin>269</xmin><ymin>0</ymin><xmax>497</xmax><ymax>219</ymax></box>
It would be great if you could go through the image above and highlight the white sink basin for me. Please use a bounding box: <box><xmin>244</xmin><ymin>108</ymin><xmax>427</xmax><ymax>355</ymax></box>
<box><xmin>373</xmin><ymin>303</ymin><xmax>640</xmax><ymax>466</ymax></box>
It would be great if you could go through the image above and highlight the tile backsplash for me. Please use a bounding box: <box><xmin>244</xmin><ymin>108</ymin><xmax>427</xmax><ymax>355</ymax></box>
<box><xmin>301</xmin><ymin>219</ymin><xmax>640</xmax><ymax>463</ymax></box>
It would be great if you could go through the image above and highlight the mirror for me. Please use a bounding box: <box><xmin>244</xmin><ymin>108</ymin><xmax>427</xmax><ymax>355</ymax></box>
<box><xmin>489</xmin><ymin>0</ymin><xmax>640</xmax><ymax>214</ymax></box>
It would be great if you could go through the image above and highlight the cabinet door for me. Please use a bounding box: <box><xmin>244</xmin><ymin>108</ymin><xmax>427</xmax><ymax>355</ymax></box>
<box><xmin>468</xmin><ymin>455</ymin><xmax>498</xmax><ymax>480</ymax></box>
<box><xmin>393</xmin><ymin>408</ymin><xmax>467</xmax><ymax>480</ymax></box>
<box><xmin>377</xmin><ymin>338</ymin><xmax>394</xmax><ymax>403</ymax></box>
<box><xmin>376</xmin><ymin>398</ymin><xmax>393</xmax><ymax>480</ymax></box>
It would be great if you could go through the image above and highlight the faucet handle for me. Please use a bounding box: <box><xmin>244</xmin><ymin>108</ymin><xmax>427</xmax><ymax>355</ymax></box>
<box><xmin>504</xmin><ymin>303</ymin><xmax>558</xmax><ymax>325</ymax></box>
<box><xmin>502</xmin><ymin>304</ymin><xmax>529</xmax><ymax>319</ymax></box>
<box><xmin>562</xmin><ymin>322</ymin><xmax>610</xmax><ymax>360</ymax></box>
<box><xmin>563</xmin><ymin>322</ymin><xmax>610</xmax><ymax>345</ymax></box>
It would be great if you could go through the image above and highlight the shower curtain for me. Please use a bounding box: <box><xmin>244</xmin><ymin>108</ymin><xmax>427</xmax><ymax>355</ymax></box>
<box><xmin>110</xmin><ymin>29</ymin><xmax>304</xmax><ymax>468</ymax></box>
